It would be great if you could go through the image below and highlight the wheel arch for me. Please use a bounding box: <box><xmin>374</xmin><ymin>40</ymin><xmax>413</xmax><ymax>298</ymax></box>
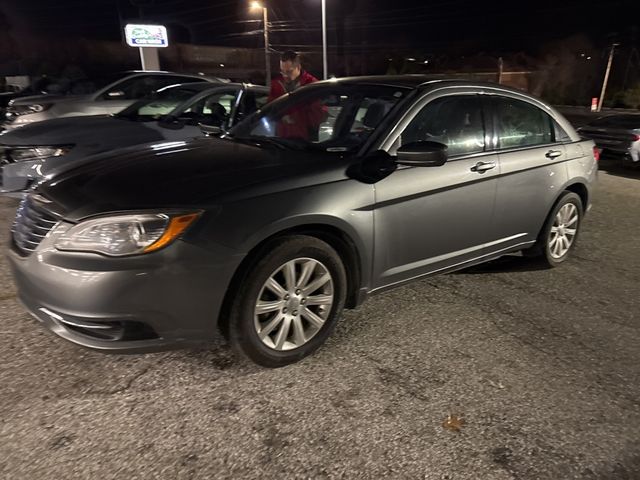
<box><xmin>217</xmin><ymin>222</ymin><xmax>366</xmax><ymax>336</ymax></box>
<box><xmin>563</xmin><ymin>181</ymin><xmax>589</xmax><ymax>212</ymax></box>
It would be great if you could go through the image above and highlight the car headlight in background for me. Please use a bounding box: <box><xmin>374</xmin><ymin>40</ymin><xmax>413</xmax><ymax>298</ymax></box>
<box><xmin>7</xmin><ymin>146</ymin><xmax>72</xmax><ymax>162</ymax></box>
<box><xmin>7</xmin><ymin>103</ymin><xmax>53</xmax><ymax>116</ymax></box>
<box><xmin>55</xmin><ymin>212</ymin><xmax>201</xmax><ymax>256</ymax></box>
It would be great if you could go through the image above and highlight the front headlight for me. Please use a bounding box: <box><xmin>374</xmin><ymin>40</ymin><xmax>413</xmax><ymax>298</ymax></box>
<box><xmin>8</xmin><ymin>103</ymin><xmax>53</xmax><ymax>116</ymax></box>
<box><xmin>8</xmin><ymin>146</ymin><xmax>72</xmax><ymax>162</ymax></box>
<box><xmin>28</xmin><ymin>103</ymin><xmax>51</xmax><ymax>113</ymax></box>
<box><xmin>55</xmin><ymin>212</ymin><xmax>201</xmax><ymax>256</ymax></box>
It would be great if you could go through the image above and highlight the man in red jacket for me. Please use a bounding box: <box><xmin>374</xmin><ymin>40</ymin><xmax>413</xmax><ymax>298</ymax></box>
<box><xmin>268</xmin><ymin>50</ymin><xmax>318</xmax><ymax>101</ymax></box>
<box><xmin>268</xmin><ymin>50</ymin><xmax>326</xmax><ymax>141</ymax></box>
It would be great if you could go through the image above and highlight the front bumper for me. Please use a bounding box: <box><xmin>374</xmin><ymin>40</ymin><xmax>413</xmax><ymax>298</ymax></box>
<box><xmin>8</xmin><ymin>232</ymin><xmax>242</xmax><ymax>353</ymax></box>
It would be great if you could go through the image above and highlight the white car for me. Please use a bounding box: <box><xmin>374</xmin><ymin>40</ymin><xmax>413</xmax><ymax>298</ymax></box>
<box><xmin>2</xmin><ymin>71</ymin><xmax>225</xmax><ymax>131</ymax></box>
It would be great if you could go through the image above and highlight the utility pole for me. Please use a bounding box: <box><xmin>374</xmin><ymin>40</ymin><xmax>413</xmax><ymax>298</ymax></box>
<box><xmin>321</xmin><ymin>0</ymin><xmax>328</xmax><ymax>79</ymax></box>
<box><xmin>597</xmin><ymin>43</ymin><xmax>619</xmax><ymax>112</ymax></box>
<box><xmin>250</xmin><ymin>2</ymin><xmax>270</xmax><ymax>87</ymax></box>
<box><xmin>497</xmin><ymin>57</ymin><xmax>504</xmax><ymax>84</ymax></box>
<box><xmin>263</xmin><ymin>5</ymin><xmax>271</xmax><ymax>87</ymax></box>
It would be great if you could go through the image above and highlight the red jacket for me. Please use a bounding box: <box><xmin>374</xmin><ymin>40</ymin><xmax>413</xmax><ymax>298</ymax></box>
<box><xmin>268</xmin><ymin>70</ymin><xmax>319</xmax><ymax>102</ymax></box>
<box><xmin>267</xmin><ymin>71</ymin><xmax>326</xmax><ymax>140</ymax></box>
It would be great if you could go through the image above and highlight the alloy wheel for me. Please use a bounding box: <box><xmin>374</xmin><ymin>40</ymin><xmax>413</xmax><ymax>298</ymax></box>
<box><xmin>548</xmin><ymin>203</ymin><xmax>579</xmax><ymax>259</ymax></box>
<box><xmin>254</xmin><ymin>258</ymin><xmax>334</xmax><ymax>351</ymax></box>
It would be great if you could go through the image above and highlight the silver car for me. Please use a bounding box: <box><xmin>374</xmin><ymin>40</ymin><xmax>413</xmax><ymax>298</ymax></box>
<box><xmin>0</xmin><ymin>82</ymin><xmax>268</xmax><ymax>196</ymax></box>
<box><xmin>2</xmin><ymin>71</ymin><xmax>223</xmax><ymax>131</ymax></box>
<box><xmin>577</xmin><ymin>114</ymin><xmax>640</xmax><ymax>163</ymax></box>
<box><xmin>8</xmin><ymin>77</ymin><xmax>598</xmax><ymax>367</ymax></box>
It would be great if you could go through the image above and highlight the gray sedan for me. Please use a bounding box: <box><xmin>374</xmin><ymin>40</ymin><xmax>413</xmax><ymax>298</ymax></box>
<box><xmin>0</xmin><ymin>82</ymin><xmax>267</xmax><ymax>196</ymax></box>
<box><xmin>8</xmin><ymin>77</ymin><xmax>598</xmax><ymax>367</ymax></box>
<box><xmin>2</xmin><ymin>71</ymin><xmax>223</xmax><ymax>131</ymax></box>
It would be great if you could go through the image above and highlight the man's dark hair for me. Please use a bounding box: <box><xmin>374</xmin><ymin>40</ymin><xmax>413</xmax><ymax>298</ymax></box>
<box><xmin>280</xmin><ymin>50</ymin><xmax>301</xmax><ymax>66</ymax></box>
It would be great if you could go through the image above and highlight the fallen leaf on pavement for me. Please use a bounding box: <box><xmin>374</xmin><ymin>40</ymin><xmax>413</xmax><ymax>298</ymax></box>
<box><xmin>443</xmin><ymin>414</ymin><xmax>465</xmax><ymax>432</ymax></box>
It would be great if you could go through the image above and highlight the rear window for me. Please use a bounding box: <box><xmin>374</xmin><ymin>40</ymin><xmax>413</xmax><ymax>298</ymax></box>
<box><xmin>588</xmin><ymin>115</ymin><xmax>640</xmax><ymax>129</ymax></box>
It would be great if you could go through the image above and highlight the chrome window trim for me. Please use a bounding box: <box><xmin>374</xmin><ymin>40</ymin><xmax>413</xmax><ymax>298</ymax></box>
<box><xmin>377</xmin><ymin>85</ymin><xmax>578</xmax><ymax>156</ymax></box>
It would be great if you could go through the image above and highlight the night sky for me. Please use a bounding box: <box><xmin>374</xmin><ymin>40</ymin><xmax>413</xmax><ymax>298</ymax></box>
<box><xmin>1</xmin><ymin>0</ymin><xmax>635</xmax><ymax>55</ymax></box>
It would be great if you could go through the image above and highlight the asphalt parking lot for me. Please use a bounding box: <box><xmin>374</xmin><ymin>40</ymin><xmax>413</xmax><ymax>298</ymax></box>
<box><xmin>1</xmin><ymin>162</ymin><xmax>639</xmax><ymax>480</ymax></box>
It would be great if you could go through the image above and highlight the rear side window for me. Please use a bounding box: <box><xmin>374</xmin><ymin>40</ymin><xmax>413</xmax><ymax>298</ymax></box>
<box><xmin>495</xmin><ymin>98</ymin><xmax>553</xmax><ymax>148</ymax></box>
<box><xmin>400</xmin><ymin>95</ymin><xmax>485</xmax><ymax>157</ymax></box>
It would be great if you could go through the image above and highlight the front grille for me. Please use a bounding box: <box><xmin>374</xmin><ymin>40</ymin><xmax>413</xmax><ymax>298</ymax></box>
<box><xmin>12</xmin><ymin>195</ymin><xmax>60</xmax><ymax>255</ymax></box>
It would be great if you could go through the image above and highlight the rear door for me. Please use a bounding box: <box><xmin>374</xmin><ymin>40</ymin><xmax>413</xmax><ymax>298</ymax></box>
<box><xmin>490</xmin><ymin>95</ymin><xmax>571</xmax><ymax>248</ymax></box>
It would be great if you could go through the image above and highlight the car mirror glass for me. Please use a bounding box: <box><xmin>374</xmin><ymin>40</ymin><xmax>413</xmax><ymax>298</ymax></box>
<box><xmin>159</xmin><ymin>117</ymin><xmax>184</xmax><ymax>130</ymax></box>
<box><xmin>346</xmin><ymin>150</ymin><xmax>397</xmax><ymax>184</ymax></box>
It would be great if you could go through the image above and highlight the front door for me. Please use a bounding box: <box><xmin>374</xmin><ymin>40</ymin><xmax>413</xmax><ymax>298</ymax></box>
<box><xmin>372</xmin><ymin>93</ymin><xmax>498</xmax><ymax>289</ymax></box>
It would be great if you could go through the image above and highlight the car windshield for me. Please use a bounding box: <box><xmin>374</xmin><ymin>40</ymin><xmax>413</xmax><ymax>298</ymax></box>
<box><xmin>230</xmin><ymin>83</ymin><xmax>411</xmax><ymax>152</ymax></box>
<box><xmin>588</xmin><ymin>115</ymin><xmax>640</xmax><ymax>129</ymax></box>
<box><xmin>116</xmin><ymin>85</ymin><xmax>202</xmax><ymax>121</ymax></box>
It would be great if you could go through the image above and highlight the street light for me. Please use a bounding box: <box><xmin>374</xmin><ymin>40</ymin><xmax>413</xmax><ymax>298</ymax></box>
<box><xmin>250</xmin><ymin>1</ymin><xmax>270</xmax><ymax>87</ymax></box>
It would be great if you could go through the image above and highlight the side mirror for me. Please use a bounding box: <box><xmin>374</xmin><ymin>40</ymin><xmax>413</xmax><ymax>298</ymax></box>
<box><xmin>159</xmin><ymin>116</ymin><xmax>184</xmax><ymax>130</ymax></box>
<box><xmin>396</xmin><ymin>141</ymin><xmax>448</xmax><ymax>167</ymax></box>
<box><xmin>107</xmin><ymin>90</ymin><xmax>126</xmax><ymax>99</ymax></box>
<box><xmin>199</xmin><ymin>123</ymin><xmax>223</xmax><ymax>136</ymax></box>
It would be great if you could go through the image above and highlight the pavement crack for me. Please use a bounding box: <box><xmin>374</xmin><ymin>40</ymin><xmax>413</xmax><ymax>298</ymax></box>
<box><xmin>85</xmin><ymin>364</ymin><xmax>154</xmax><ymax>396</ymax></box>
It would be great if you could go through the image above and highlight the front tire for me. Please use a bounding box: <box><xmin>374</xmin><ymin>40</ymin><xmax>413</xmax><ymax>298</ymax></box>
<box><xmin>525</xmin><ymin>191</ymin><xmax>583</xmax><ymax>267</ymax></box>
<box><xmin>228</xmin><ymin>235</ymin><xmax>347</xmax><ymax>368</ymax></box>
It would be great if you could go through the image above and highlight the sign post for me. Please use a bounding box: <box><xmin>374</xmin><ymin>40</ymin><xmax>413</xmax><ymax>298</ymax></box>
<box><xmin>125</xmin><ymin>24</ymin><xmax>169</xmax><ymax>71</ymax></box>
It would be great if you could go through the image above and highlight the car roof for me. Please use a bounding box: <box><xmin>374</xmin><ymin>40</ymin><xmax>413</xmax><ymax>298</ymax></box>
<box><xmin>320</xmin><ymin>75</ymin><xmax>532</xmax><ymax>96</ymax></box>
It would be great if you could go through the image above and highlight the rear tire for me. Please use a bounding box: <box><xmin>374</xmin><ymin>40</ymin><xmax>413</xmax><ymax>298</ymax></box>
<box><xmin>228</xmin><ymin>235</ymin><xmax>347</xmax><ymax>368</ymax></box>
<box><xmin>524</xmin><ymin>191</ymin><xmax>583</xmax><ymax>267</ymax></box>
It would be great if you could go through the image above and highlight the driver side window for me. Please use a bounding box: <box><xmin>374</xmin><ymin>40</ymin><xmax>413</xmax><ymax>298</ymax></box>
<box><xmin>183</xmin><ymin>92</ymin><xmax>237</xmax><ymax>126</ymax></box>
<box><xmin>400</xmin><ymin>95</ymin><xmax>485</xmax><ymax>157</ymax></box>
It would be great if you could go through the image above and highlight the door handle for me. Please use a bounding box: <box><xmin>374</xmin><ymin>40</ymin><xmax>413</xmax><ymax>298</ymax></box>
<box><xmin>470</xmin><ymin>161</ymin><xmax>496</xmax><ymax>173</ymax></box>
<box><xmin>545</xmin><ymin>149</ymin><xmax>563</xmax><ymax>159</ymax></box>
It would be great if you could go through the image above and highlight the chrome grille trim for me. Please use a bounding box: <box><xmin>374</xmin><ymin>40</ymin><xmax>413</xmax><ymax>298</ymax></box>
<box><xmin>11</xmin><ymin>195</ymin><xmax>61</xmax><ymax>255</ymax></box>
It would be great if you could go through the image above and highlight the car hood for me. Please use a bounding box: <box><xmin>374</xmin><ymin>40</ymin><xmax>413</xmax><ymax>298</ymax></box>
<box><xmin>9</xmin><ymin>94</ymin><xmax>88</xmax><ymax>106</ymax></box>
<box><xmin>39</xmin><ymin>137</ymin><xmax>353</xmax><ymax>221</ymax></box>
<box><xmin>0</xmin><ymin>115</ymin><xmax>163</xmax><ymax>147</ymax></box>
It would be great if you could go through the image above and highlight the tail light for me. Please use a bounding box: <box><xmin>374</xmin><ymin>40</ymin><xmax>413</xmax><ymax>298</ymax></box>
<box><xmin>632</xmin><ymin>134</ymin><xmax>640</xmax><ymax>142</ymax></box>
<box><xmin>593</xmin><ymin>146</ymin><xmax>600</xmax><ymax>162</ymax></box>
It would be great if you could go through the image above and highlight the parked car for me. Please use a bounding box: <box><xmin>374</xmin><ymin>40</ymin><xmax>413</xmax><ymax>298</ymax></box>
<box><xmin>8</xmin><ymin>77</ymin><xmax>598</xmax><ymax>367</ymax></box>
<box><xmin>577</xmin><ymin>114</ymin><xmax>640</xmax><ymax>163</ymax></box>
<box><xmin>0</xmin><ymin>82</ymin><xmax>268</xmax><ymax>196</ymax></box>
<box><xmin>0</xmin><ymin>76</ymin><xmax>59</xmax><ymax>121</ymax></box>
<box><xmin>2</xmin><ymin>71</ymin><xmax>225</xmax><ymax>131</ymax></box>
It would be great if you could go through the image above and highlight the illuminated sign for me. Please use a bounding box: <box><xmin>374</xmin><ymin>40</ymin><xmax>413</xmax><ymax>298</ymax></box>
<box><xmin>125</xmin><ymin>24</ymin><xmax>169</xmax><ymax>48</ymax></box>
